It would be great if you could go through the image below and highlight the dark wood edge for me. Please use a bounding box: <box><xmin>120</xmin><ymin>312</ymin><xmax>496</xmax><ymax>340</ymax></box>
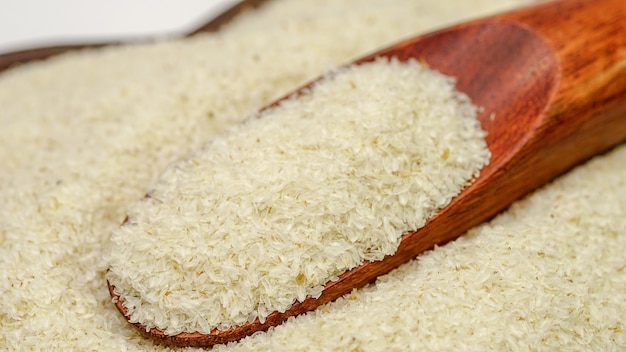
<box><xmin>0</xmin><ymin>0</ymin><xmax>271</xmax><ymax>73</ymax></box>
<box><xmin>188</xmin><ymin>0</ymin><xmax>271</xmax><ymax>36</ymax></box>
<box><xmin>0</xmin><ymin>44</ymin><xmax>107</xmax><ymax>72</ymax></box>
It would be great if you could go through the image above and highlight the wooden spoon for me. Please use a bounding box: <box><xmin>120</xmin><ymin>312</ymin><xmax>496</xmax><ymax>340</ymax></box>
<box><xmin>107</xmin><ymin>0</ymin><xmax>626</xmax><ymax>347</ymax></box>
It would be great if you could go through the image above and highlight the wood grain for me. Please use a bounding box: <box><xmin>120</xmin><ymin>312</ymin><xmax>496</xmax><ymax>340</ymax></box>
<box><xmin>108</xmin><ymin>0</ymin><xmax>626</xmax><ymax>347</ymax></box>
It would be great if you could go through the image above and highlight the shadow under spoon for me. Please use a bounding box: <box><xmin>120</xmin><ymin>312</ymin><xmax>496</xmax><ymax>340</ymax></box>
<box><xmin>108</xmin><ymin>0</ymin><xmax>626</xmax><ymax>347</ymax></box>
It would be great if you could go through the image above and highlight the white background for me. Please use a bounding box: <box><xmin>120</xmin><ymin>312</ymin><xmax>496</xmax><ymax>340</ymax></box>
<box><xmin>0</xmin><ymin>0</ymin><xmax>241</xmax><ymax>54</ymax></box>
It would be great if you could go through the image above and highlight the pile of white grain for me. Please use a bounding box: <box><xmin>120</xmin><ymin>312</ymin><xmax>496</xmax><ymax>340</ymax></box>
<box><xmin>107</xmin><ymin>58</ymin><xmax>490</xmax><ymax>335</ymax></box>
<box><xmin>1</xmin><ymin>0</ymin><xmax>624</xmax><ymax>351</ymax></box>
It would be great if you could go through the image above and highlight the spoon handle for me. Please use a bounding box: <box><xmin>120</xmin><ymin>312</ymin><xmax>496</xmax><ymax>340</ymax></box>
<box><xmin>355</xmin><ymin>0</ymin><xmax>626</xmax><ymax>265</ymax></box>
<box><xmin>318</xmin><ymin>0</ymin><xmax>626</xmax><ymax>328</ymax></box>
<box><xmin>503</xmin><ymin>0</ymin><xmax>626</xmax><ymax>157</ymax></box>
<box><xmin>453</xmin><ymin>0</ymin><xmax>626</xmax><ymax>217</ymax></box>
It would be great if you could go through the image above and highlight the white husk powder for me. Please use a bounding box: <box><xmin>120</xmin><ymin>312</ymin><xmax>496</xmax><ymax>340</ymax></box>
<box><xmin>106</xmin><ymin>57</ymin><xmax>490</xmax><ymax>335</ymax></box>
<box><xmin>1</xmin><ymin>0</ymin><xmax>624</xmax><ymax>351</ymax></box>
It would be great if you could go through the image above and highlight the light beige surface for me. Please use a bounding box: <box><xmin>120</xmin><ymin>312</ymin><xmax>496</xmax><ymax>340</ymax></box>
<box><xmin>0</xmin><ymin>0</ymin><xmax>624</xmax><ymax>351</ymax></box>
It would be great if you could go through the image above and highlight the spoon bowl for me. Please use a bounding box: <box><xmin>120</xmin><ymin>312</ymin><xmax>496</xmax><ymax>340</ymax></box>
<box><xmin>108</xmin><ymin>0</ymin><xmax>626</xmax><ymax>347</ymax></box>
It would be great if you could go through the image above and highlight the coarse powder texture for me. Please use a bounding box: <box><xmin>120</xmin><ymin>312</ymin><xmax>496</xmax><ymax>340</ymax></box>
<box><xmin>1</xmin><ymin>0</ymin><xmax>624</xmax><ymax>351</ymax></box>
<box><xmin>212</xmin><ymin>145</ymin><xmax>626</xmax><ymax>352</ymax></box>
<box><xmin>106</xmin><ymin>58</ymin><xmax>490</xmax><ymax>335</ymax></box>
